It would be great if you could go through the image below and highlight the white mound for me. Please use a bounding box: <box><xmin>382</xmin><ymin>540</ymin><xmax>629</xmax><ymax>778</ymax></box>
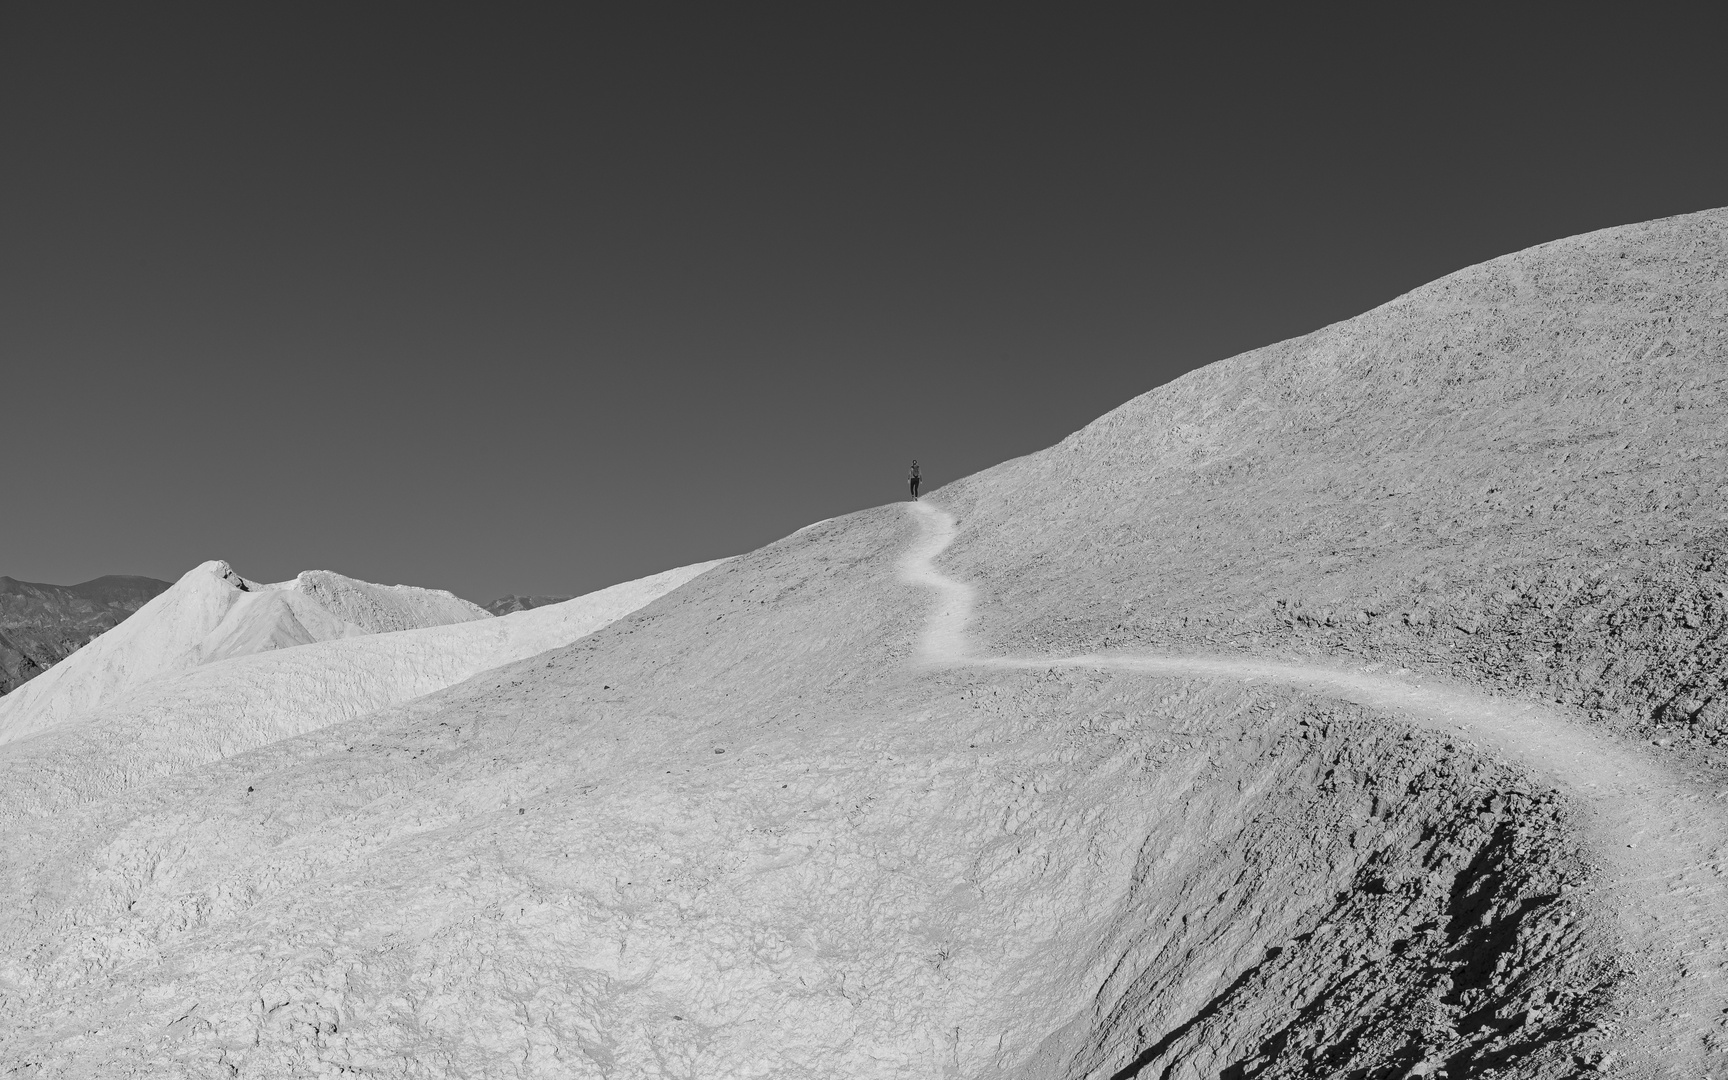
<box><xmin>0</xmin><ymin>560</ymin><xmax>489</xmax><ymax>745</ymax></box>
<box><xmin>0</xmin><ymin>558</ymin><xmax>726</xmax><ymax>820</ymax></box>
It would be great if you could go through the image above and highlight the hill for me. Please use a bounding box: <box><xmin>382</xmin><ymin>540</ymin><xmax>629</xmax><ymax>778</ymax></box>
<box><xmin>0</xmin><ymin>574</ymin><xmax>171</xmax><ymax>696</ymax></box>
<box><xmin>0</xmin><ymin>561</ymin><xmax>489</xmax><ymax>745</ymax></box>
<box><xmin>941</xmin><ymin>206</ymin><xmax>1728</xmax><ymax>759</ymax></box>
<box><xmin>2</xmin><ymin>209</ymin><xmax>1725</xmax><ymax>1077</ymax></box>
<box><xmin>0</xmin><ymin>558</ymin><xmax>724</xmax><ymax>824</ymax></box>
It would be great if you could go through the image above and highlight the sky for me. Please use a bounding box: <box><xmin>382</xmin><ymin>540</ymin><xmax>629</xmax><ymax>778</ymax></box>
<box><xmin>3</xmin><ymin>7</ymin><xmax>1724</xmax><ymax>604</ymax></box>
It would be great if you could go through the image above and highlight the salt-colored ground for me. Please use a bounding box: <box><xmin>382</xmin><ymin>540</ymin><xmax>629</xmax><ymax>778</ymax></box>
<box><xmin>0</xmin><ymin>507</ymin><xmax>1623</xmax><ymax>1077</ymax></box>
<box><xmin>0</xmin><ymin>562</ymin><xmax>489</xmax><ymax>745</ymax></box>
<box><xmin>0</xmin><ymin>559</ymin><xmax>725</xmax><ymax>825</ymax></box>
<box><xmin>907</xmin><ymin>499</ymin><xmax>1728</xmax><ymax>1075</ymax></box>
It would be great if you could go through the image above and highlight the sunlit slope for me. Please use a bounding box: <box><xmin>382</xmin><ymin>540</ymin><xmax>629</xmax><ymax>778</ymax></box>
<box><xmin>0</xmin><ymin>559</ymin><xmax>725</xmax><ymax>823</ymax></box>
<box><xmin>0</xmin><ymin>561</ymin><xmax>488</xmax><ymax>744</ymax></box>
<box><xmin>942</xmin><ymin>207</ymin><xmax>1728</xmax><ymax>745</ymax></box>
<box><xmin>0</xmin><ymin>511</ymin><xmax>1610</xmax><ymax>1076</ymax></box>
<box><xmin>13</xmin><ymin>211</ymin><xmax>1724</xmax><ymax>1076</ymax></box>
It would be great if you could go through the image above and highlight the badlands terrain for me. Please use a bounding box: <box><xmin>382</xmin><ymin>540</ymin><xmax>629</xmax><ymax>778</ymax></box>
<box><xmin>2</xmin><ymin>207</ymin><xmax>1727</xmax><ymax>1078</ymax></box>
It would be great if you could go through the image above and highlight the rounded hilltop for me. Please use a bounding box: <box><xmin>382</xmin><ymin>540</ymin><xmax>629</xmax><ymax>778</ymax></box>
<box><xmin>944</xmin><ymin>207</ymin><xmax>1728</xmax><ymax>759</ymax></box>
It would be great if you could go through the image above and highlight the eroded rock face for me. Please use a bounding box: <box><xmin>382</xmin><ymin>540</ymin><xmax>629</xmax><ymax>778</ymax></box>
<box><xmin>1027</xmin><ymin>696</ymin><xmax>1609</xmax><ymax>1080</ymax></box>
<box><xmin>0</xmin><ymin>574</ymin><xmax>170</xmax><ymax>696</ymax></box>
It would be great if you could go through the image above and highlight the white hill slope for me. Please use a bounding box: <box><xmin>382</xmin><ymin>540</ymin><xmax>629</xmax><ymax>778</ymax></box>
<box><xmin>4</xmin><ymin>209</ymin><xmax>1728</xmax><ymax>1077</ymax></box>
<box><xmin>0</xmin><ymin>561</ymin><xmax>489</xmax><ymax>745</ymax></box>
<box><xmin>0</xmin><ymin>559</ymin><xmax>726</xmax><ymax>824</ymax></box>
<box><xmin>904</xmin><ymin>500</ymin><xmax>1723</xmax><ymax>1076</ymax></box>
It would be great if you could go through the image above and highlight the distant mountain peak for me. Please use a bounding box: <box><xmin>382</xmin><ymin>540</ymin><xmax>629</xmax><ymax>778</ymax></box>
<box><xmin>0</xmin><ymin>573</ymin><xmax>173</xmax><ymax>698</ymax></box>
<box><xmin>485</xmin><ymin>594</ymin><xmax>574</xmax><ymax>616</ymax></box>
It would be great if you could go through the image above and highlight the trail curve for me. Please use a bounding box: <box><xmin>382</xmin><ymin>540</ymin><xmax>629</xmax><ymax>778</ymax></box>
<box><xmin>902</xmin><ymin>499</ymin><xmax>1728</xmax><ymax>1073</ymax></box>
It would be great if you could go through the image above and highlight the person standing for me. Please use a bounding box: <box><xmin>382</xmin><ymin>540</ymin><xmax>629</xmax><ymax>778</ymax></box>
<box><xmin>909</xmin><ymin>460</ymin><xmax>921</xmax><ymax>501</ymax></box>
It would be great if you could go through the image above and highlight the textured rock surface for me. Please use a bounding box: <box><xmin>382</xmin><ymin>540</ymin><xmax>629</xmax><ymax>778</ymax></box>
<box><xmin>0</xmin><ymin>514</ymin><xmax>1628</xmax><ymax>1078</ymax></box>
<box><xmin>940</xmin><ymin>208</ymin><xmax>1728</xmax><ymax>762</ymax></box>
<box><xmin>0</xmin><ymin>575</ymin><xmax>170</xmax><ymax>697</ymax></box>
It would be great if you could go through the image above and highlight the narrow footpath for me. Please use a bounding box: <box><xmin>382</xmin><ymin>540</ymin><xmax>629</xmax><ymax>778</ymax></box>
<box><xmin>902</xmin><ymin>500</ymin><xmax>1728</xmax><ymax>1075</ymax></box>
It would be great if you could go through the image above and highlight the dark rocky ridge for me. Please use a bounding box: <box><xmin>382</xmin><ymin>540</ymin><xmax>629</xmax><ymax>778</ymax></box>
<box><xmin>483</xmin><ymin>594</ymin><xmax>572</xmax><ymax>616</ymax></box>
<box><xmin>0</xmin><ymin>575</ymin><xmax>171</xmax><ymax>697</ymax></box>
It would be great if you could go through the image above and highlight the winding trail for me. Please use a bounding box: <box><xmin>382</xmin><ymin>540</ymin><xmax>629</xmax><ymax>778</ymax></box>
<box><xmin>902</xmin><ymin>499</ymin><xmax>1728</xmax><ymax>1073</ymax></box>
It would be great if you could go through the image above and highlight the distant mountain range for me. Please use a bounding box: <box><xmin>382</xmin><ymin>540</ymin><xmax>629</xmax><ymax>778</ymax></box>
<box><xmin>484</xmin><ymin>594</ymin><xmax>573</xmax><ymax>615</ymax></box>
<box><xmin>0</xmin><ymin>575</ymin><xmax>172</xmax><ymax>696</ymax></box>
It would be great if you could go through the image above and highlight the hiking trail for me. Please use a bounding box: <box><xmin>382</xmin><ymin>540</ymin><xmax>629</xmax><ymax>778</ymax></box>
<box><xmin>901</xmin><ymin>499</ymin><xmax>1728</xmax><ymax>1073</ymax></box>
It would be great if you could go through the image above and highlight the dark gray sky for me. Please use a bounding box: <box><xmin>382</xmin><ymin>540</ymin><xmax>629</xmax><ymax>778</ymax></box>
<box><xmin>3</xmin><ymin>8</ymin><xmax>1724</xmax><ymax>603</ymax></box>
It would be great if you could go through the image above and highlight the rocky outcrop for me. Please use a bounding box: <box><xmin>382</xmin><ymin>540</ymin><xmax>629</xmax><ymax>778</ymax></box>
<box><xmin>484</xmin><ymin>594</ymin><xmax>573</xmax><ymax>615</ymax></box>
<box><xmin>0</xmin><ymin>575</ymin><xmax>170</xmax><ymax>697</ymax></box>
